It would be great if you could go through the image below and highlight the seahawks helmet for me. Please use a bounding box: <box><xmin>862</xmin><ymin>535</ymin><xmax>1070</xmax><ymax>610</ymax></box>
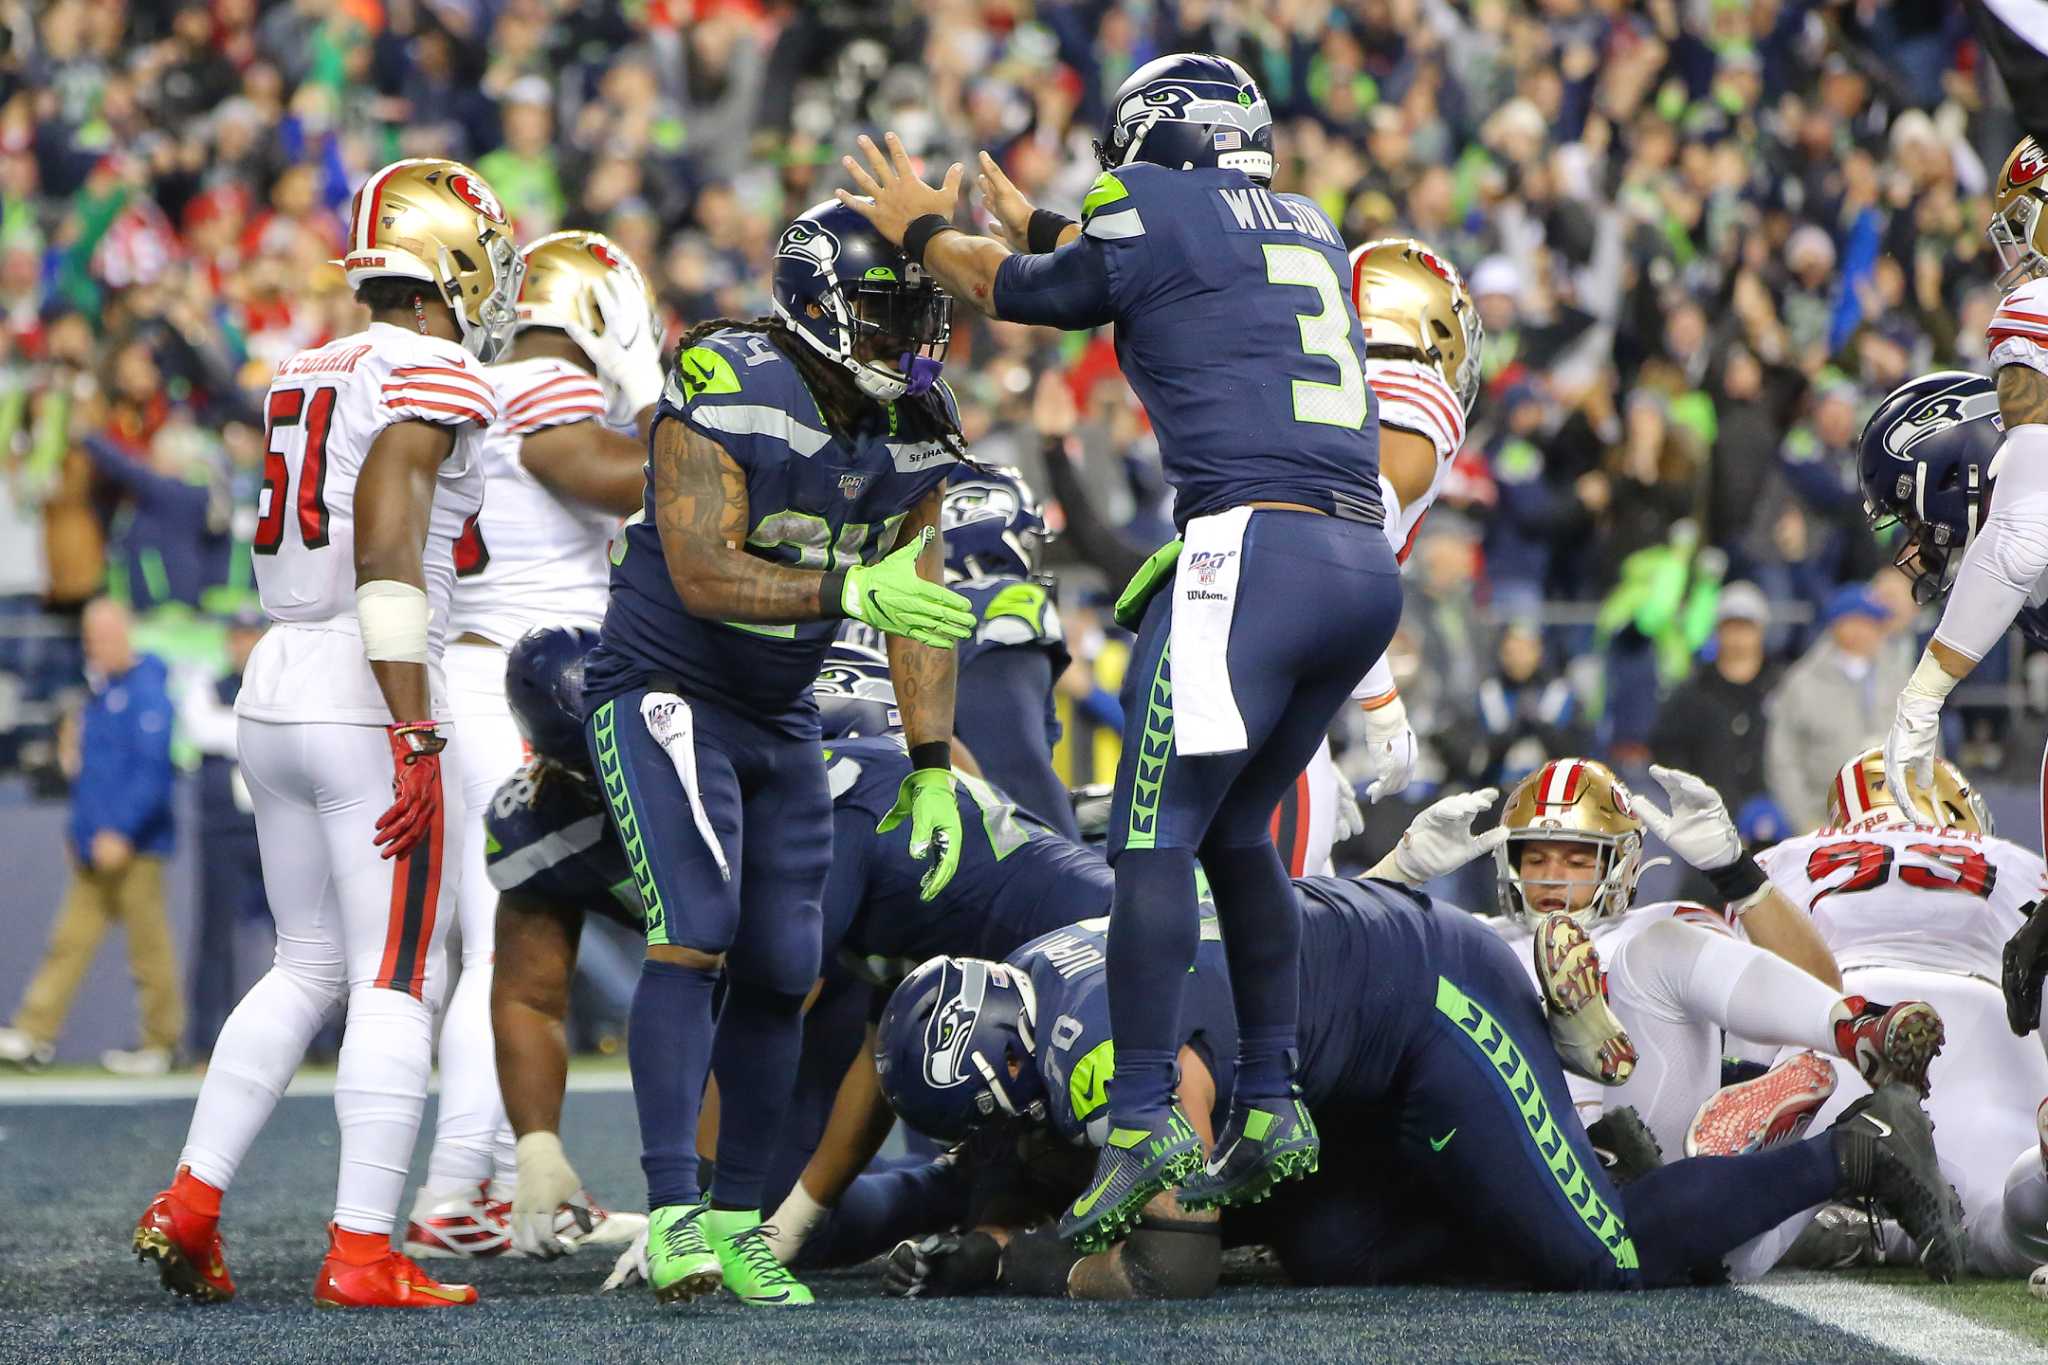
<box><xmin>1095</xmin><ymin>53</ymin><xmax>1274</xmax><ymax>184</ymax></box>
<box><xmin>940</xmin><ymin>465</ymin><xmax>1048</xmax><ymax>581</ymax></box>
<box><xmin>505</xmin><ymin>625</ymin><xmax>600</xmax><ymax>770</ymax></box>
<box><xmin>814</xmin><ymin>640</ymin><xmax>900</xmax><ymax>740</ymax></box>
<box><xmin>772</xmin><ymin>199</ymin><xmax>951</xmax><ymax>403</ymax></box>
<box><xmin>1857</xmin><ymin>371</ymin><xmax>2004</xmax><ymax>604</ymax></box>
<box><xmin>875</xmin><ymin>955</ymin><xmax>1046</xmax><ymax>1142</ymax></box>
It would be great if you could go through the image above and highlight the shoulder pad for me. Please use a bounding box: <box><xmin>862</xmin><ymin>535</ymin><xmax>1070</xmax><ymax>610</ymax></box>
<box><xmin>662</xmin><ymin>330</ymin><xmax>834</xmax><ymax>456</ymax></box>
<box><xmin>1081</xmin><ymin>169</ymin><xmax>1146</xmax><ymax>242</ymax></box>
<box><xmin>974</xmin><ymin>578</ymin><xmax>1060</xmax><ymax>646</ymax></box>
<box><xmin>663</xmin><ymin>329</ymin><xmax>794</xmax><ymax>407</ymax></box>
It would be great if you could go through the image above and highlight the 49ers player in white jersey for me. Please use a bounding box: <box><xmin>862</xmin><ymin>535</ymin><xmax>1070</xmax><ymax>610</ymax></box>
<box><xmin>132</xmin><ymin>158</ymin><xmax>520</xmax><ymax>1309</ymax></box>
<box><xmin>404</xmin><ymin>230</ymin><xmax>660</xmax><ymax>1261</ymax></box>
<box><xmin>1755</xmin><ymin>749</ymin><xmax>2048</xmax><ymax>1276</ymax></box>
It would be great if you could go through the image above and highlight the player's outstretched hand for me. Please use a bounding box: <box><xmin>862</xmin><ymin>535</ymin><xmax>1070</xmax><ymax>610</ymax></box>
<box><xmin>879</xmin><ymin>766</ymin><xmax>964</xmax><ymax>901</ymax></box>
<box><xmin>1883</xmin><ymin>686</ymin><xmax>1943</xmax><ymax>824</ymax></box>
<box><xmin>975</xmin><ymin>150</ymin><xmax>1037</xmax><ymax>249</ymax></box>
<box><xmin>1359</xmin><ymin>691</ymin><xmax>1419</xmax><ymax>803</ymax></box>
<box><xmin>374</xmin><ymin>721</ymin><xmax>445</xmax><ymax>860</ymax></box>
<box><xmin>2004</xmin><ymin>899</ymin><xmax>2048</xmax><ymax>1036</ymax></box>
<box><xmin>840</xmin><ymin>527</ymin><xmax>976</xmax><ymax>647</ymax></box>
<box><xmin>1628</xmin><ymin>765</ymin><xmax>1740</xmax><ymax>871</ymax></box>
<box><xmin>836</xmin><ymin>133</ymin><xmax>963</xmax><ymax>248</ymax></box>
<box><xmin>510</xmin><ymin>1132</ymin><xmax>583</xmax><ymax>1259</ymax></box>
<box><xmin>882</xmin><ymin>1232</ymin><xmax>1002</xmax><ymax>1298</ymax></box>
<box><xmin>1380</xmin><ymin>787</ymin><xmax>1503</xmax><ymax>883</ymax></box>
<box><xmin>564</xmin><ymin>272</ymin><xmax>663</xmax><ymax>427</ymax></box>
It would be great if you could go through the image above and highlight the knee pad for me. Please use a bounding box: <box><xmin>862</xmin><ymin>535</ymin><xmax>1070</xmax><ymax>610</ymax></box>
<box><xmin>1122</xmin><ymin>1216</ymin><xmax>1221</xmax><ymax>1299</ymax></box>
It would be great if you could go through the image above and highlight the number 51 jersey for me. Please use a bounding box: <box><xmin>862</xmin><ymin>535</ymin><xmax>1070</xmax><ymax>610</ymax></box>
<box><xmin>236</xmin><ymin>321</ymin><xmax>492</xmax><ymax>726</ymax></box>
<box><xmin>1757</xmin><ymin>820</ymin><xmax>2045</xmax><ymax>978</ymax></box>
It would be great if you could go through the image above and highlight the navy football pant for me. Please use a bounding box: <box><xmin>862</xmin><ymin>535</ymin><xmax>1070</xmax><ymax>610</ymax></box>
<box><xmin>1105</xmin><ymin>510</ymin><xmax>1399</xmax><ymax>1117</ymax></box>
<box><xmin>587</xmin><ymin>688</ymin><xmax>832</xmax><ymax>1211</ymax></box>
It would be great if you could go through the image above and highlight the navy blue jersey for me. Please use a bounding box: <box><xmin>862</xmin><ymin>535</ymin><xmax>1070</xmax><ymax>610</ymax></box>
<box><xmin>1009</xmin><ymin>912</ymin><xmax>1237</xmax><ymax>1147</ymax></box>
<box><xmin>993</xmin><ymin>163</ymin><xmax>1381</xmax><ymax>528</ymax></box>
<box><xmin>483</xmin><ymin>759</ymin><xmax>644</xmax><ymax>931</ymax></box>
<box><xmin>588</xmin><ymin>329</ymin><xmax>960</xmax><ymax>723</ymax></box>
<box><xmin>823</xmin><ymin>736</ymin><xmax>1111</xmax><ymax>968</ymax></box>
<box><xmin>954</xmin><ymin>575</ymin><xmax>1068</xmax><ymax>744</ymax></box>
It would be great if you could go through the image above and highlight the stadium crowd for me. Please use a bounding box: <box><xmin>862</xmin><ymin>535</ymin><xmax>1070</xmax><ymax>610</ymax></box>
<box><xmin>0</xmin><ymin>0</ymin><xmax>2039</xmax><ymax>1060</ymax></box>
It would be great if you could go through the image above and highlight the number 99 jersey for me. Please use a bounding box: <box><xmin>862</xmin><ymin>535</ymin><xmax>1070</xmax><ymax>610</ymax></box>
<box><xmin>1757</xmin><ymin>822</ymin><xmax>2044</xmax><ymax>979</ymax></box>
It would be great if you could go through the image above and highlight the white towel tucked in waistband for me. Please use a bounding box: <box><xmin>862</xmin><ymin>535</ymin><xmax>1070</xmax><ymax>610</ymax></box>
<box><xmin>1169</xmin><ymin>505</ymin><xmax>1253</xmax><ymax>756</ymax></box>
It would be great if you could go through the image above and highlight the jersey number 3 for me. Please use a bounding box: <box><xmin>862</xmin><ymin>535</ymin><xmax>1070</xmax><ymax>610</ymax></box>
<box><xmin>1263</xmin><ymin>243</ymin><xmax>1368</xmax><ymax>430</ymax></box>
<box><xmin>254</xmin><ymin>386</ymin><xmax>338</xmax><ymax>554</ymax></box>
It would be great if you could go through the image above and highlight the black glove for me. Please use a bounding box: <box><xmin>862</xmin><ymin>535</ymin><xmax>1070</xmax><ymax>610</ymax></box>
<box><xmin>2004</xmin><ymin>899</ymin><xmax>2048</xmax><ymax>1036</ymax></box>
<box><xmin>882</xmin><ymin>1231</ymin><xmax>1002</xmax><ymax>1298</ymax></box>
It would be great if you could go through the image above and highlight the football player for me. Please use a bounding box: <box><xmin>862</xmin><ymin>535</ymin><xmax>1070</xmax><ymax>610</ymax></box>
<box><xmin>839</xmin><ymin>55</ymin><xmax>1403</xmax><ymax>1241</ymax></box>
<box><xmin>405</xmin><ymin>230</ymin><xmax>662</xmax><ymax>1260</ymax></box>
<box><xmin>1881</xmin><ymin>138</ymin><xmax>2048</xmax><ymax>852</ymax></box>
<box><xmin>133</xmin><ymin>158</ymin><xmax>519</xmax><ymax>1308</ymax></box>
<box><xmin>1754</xmin><ymin>749</ymin><xmax>2048</xmax><ymax>1276</ymax></box>
<box><xmin>869</xmin><ymin>875</ymin><xmax>1961</xmax><ymax>1298</ymax></box>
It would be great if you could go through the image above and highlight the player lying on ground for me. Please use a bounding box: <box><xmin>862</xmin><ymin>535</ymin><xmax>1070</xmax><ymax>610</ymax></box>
<box><xmin>864</xmin><ymin>873</ymin><xmax>1961</xmax><ymax>1298</ymax></box>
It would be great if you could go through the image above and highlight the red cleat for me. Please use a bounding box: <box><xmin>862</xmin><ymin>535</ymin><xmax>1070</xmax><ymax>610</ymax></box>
<box><xmin>314</xmin><ymin>1224</ymin><xmax>478</xmax><ymax>1309</ymax></box>
<box><xmin>1832</xmin><ymin>996</ymin><xmax>1944</xmax><ymax>1094</ymax></box>
<box><xmin>1684</xmin><ymin>1050</ymin><xmax>1839</xmax><ymax>1157</ymax></box>
<box><xmin>133</xmin><ymin>1167</ymin><xmax>235</xmax><ymax>1303</ymax></box>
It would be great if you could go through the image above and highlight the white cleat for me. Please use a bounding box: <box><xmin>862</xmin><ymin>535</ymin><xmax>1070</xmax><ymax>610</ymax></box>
<box><xmin>404</xmin><ymin>1182</ymin><xmax>512</xmax><ymax>1259</ymax></box>
<box><xmin>1533</xmin><ymin>912</ymin><xmax>1637</xmax><ymax>1086</ymax></box>
<box><xmin>1685</xmin><ymin>1050</ymin><xmax>1838</xmax><ymax>1157</ymax></box>
<box><xmin>0</xmin><ymin>1027</ymin><xmax>54</xmax><ymax>1070</ymax></box>
<box><xmin>101</xmin><ymin>1046</ymin><xmax>174</xmax><ymax>1077</ymax></box>
<box><xmin>539</xmin><ymin>1191</ymin><xmax>646</xmax><ymax>1254</ymax></box>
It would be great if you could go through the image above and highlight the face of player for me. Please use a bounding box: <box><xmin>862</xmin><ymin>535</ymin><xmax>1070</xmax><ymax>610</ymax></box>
<box><xmin>1514</xmin><ymin>838</ymin><xmax>1603</xmax><ymax>917</ymax></box>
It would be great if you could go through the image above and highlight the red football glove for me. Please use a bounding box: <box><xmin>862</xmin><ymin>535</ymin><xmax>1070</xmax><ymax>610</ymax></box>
<box><xmin>375</xmin><ymin>721</ymin><xmax>446</xmax><ymax>860</ymax></box>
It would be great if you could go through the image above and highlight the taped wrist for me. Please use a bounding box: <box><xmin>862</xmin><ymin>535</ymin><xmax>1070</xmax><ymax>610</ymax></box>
<box><xmin>1122</xmin><ymin>1216</ymin><xmax>1220</xmax><ymax>1300</ymax></box>
<box><xmin>1027</xmin><ymin>209</ymin><xmax>1077</xmax><ymax>254</ymax></box>
<box><xmin>1704</xmin><ymin>853</ymin><xmax>1768</xmax><ymax>905</ymax></box>
<box><xmin>997</xmin><ymin>1226</ymin><xmax>1084</xmax><ymax>1297</ymax></box>
<box><xmin>903</xmin><ymin>213</ymin><xmax>961</xmax><ymax>267</ymax></box>
<box><xmin>357</xmin><ymin>579</ymin><xmax>429</xmax><ymax>663</ymax></box>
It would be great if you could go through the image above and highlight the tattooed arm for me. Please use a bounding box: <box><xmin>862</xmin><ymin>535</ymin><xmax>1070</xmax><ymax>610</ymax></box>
<box><xmin>885</xmin><ymin>487</ymin><xmax>959</xmax><ymax>753</ymax></box>
<box><xmin>653</xmin><ymin>417</ymin><xmax>835</xmax><ymax>622</ymax></box>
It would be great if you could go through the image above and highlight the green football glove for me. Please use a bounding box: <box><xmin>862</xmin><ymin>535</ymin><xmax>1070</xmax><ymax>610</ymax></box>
<box><xmin>840</xmin><ymin>527</ymin><xmax>975</xmax><ymax>648</ymax></box>
<box><xmin>1114</xmin><ymin>538</ymin><xmax>1182</xmax><ymax>630</ymax></box>
<box><xmin>878</xmin><ymin>766</ymin><xmax>963</xmax><ymax>901</ymax></box>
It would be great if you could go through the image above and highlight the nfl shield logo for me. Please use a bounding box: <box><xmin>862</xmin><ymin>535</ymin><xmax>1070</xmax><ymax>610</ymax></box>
<box><xmin>839</xmin><ymin>474</ymin><xmax>869</xmax><ymax>499</ymax></box>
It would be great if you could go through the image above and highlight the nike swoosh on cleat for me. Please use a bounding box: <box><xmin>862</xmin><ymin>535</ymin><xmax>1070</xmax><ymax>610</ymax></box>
<box><xmin>1429</xmin><ymin>1129</ymin><xmax>1457</xmax><ymax>1151</ymax></box>
<box><xmin>745</xmin><ymin>1291</ymin><xmax>793</xmax><ymax>1304</ymax></box>
<box><xmin>403</xmin><ymin>1280</ymin><xmax>472</xmax><ymax>1303</ymax></box>
<box><xmin>1070</xmin><ymin>1172</ymin><xmax>1117</xmax><ymax>1219</ymax></box>
<box><xmin>1862</xmin><ymin>1116</ymin><xmax>1893</xmax><ymax>1139</ymax></box>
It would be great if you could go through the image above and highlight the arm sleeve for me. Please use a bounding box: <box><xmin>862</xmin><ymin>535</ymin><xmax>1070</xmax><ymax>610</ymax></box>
<box><xmin>1930</xmin><ymin>421</ymin><xmax>2048</xmax><ymax>662</ymax></box>
<box><xmin>955</xmin><ymin>649</ymin><xmax>1079</xmax><ymax>839</ymax></box>
<box><xmin>993</xmin><ymin>240</ymin><xmax>1117</xmax><ymax>330</ymax></box>
<box><xmin>97</xmin><ymin>675</ymin><xmax>176</xmax><ymax>840</ymax></box>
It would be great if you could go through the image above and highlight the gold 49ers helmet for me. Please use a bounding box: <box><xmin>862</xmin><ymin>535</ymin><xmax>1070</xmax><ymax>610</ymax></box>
<box><xmin>1496</xmin><ymin>758</ymin><xmax>1646</xmax><ymax>925</ymax></box>
<box><xmin>340</xmin><ymin>158</ymin><xmax>521</xmax><ymax>360</ymax></box>
<box><xmin>513</xmin><ymin>229</ymin><xmax>658</xmax><ymax>341</ymax></box>
<box><xmin>1826</xmin><ymin>747</ymin><xmax>1992</xmax><ymax>835</ymax></box>
<box><xmin>1348</xmin><ymin>237</ymin><xmax>1485</xmax><ymax>415</ymax></box>
<box><xmin>1991</xmin><ymin>137</ymin><xmax>2048</xmax><ymax>292</ymax></box>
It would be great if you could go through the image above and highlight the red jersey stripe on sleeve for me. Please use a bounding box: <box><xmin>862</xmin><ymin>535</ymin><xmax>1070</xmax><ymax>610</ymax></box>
<box><xmin>383</xmin><ymin>380</ymin><xmax>502</xmax><ymax>417</ymax></box>
<box><xmin>385</xmin><ymin>394</ymin><xmax>494</xmax><ymax>426</ymax></box>
<box><xmin>1370</xmin><ymin>376</ymin><xmax>1463</xmax><ymax>447</ymax></box>
<box><xmin>508</xmin><ymin>398</ymin><xmax>606</xmax><ymax>435</ymax></box>
<box><xmin>506</xmin><ymin>372</ymin><xmax>605</xmax><ymax>417</ymax></box>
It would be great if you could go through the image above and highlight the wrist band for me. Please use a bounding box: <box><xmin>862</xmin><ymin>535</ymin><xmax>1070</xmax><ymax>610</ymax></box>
<box><xmin>1027</xmin><ymin>209</ymin><xmax>1077</xmax><ymax>254</ymax></box>
<box><xmin>902</xmin><ymin>213</ymin><xmax>960</xmax><ymax>267</ymax></box>
<box><xmin>910</xmin><ymin>741</ymin><xmax>952</xmax><ymax>771</ymax></box>
<box><xmin>821</xmin><ymin>569</ymin><xmax>850</xmax><ymax>619</ymax></box>
<box><xmin>1705</xmin><ymin>853</ymin><xmax>1768</xmax><ymax>905</ymax></box>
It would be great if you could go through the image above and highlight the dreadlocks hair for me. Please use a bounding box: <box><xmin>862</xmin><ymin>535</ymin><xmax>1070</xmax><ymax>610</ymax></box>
<box><xmin>673</xmin><ymin>315</ymin><xmax>978</xmax><ymax>467</ymax></box>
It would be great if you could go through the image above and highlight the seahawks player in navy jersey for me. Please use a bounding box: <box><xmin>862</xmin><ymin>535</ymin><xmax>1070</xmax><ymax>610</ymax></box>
<box><xmin>579</xmin><ymin>200</ymin><xmax>982</xmax><ymax>1307</ymax></box>
<box><xmin>837</xmin><ymin>54</ymin><xmax>1403</xmax><ymax>1244</ymax></box>
<box><xmin>869</xmin><ymin>879</ymin><xmax>1962</xmax><ymax>1298</ymax></box>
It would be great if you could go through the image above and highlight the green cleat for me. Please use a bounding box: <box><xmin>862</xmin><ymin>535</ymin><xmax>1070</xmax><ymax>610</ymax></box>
<box><xmin>704</xmin><ymin>1208</ymin><xmax>815</xmax><ymax>1305</ymax></box>
<box><xmin>1177</xmin><ymin>1097</ymin><xmax>1320</xmax><ymax>1211</ymax></box>
<box><xmin>646</xmin><ymin>1203</ymin><xmax>723</xmax><ymax>1304</ymax></box>
<box><xmin>1057</xmin><ymin>1109</ymin><xmax>1202</xmax><ymax>1253</ymax></box>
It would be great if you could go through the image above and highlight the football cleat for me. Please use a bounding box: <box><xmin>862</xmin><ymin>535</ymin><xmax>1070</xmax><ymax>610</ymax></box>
<box><xmin>1831</xmin><ymin>996</ymin><xmax>1944</xmax><ymax>1095</ymax></box>
<box><xmin>1685</xmin><ymin>1050</ymin><xmax>1839</xmax><ymax>1157</ymax></box>
<box><xmin>403</xmin><ymin>1181</ymin><xmax>512</xmax><ymax>1259</ymax></box>
<box><xmin>704</xmin><ymin>1208</ymin><xmax>814</xmax><ymax>1306</ymax></box>
<box><xmin>1780</xmin><ymin>1203</ymin><xmax>1888</xmax><ymax>1270</ymax></box>
<box><xmin>550</xmin><ymin>1191</ymin><xmax>646</xmax><ymax>1251</ymax></box>
<box><xmin>133</xmin><ymin>1171</ymin><xmax>235</xmax><ymax>1303</ymax></box>
<box><xmin>0</xmin><ymin>1026</ymin><xmax>53</xmax><ymax>1071</ymax></box>
<box><xmin>1533</xmin><ymin>911</ymin><xmax>1637</xmax><ymax>1085</ymax></box>
<box><xmin>313</xmin><ymin>1226</ymin><xmax>478</xmax><ymax>1308</ymax></box>
<box><xmin>646</xmin><ymin>1202</ymin><xmax>723</xmax><ymax>1304</ymax></box>
<box><xmin>1829</xmin><ymin>1082</ymin><xmax>1965</xmax><ymax>1282</ymax></box>
<box><xmin>1058</xmin><ymin>1108</ymin><xmax>1203</xmax><ymax>1252</ymax></box>
<box><xmin>1586</xmin><ymin>1106</ymin><xmax>1664</xmax><ymax>1185</ymax></box>
<box><xmin>1178</xmin><ymin>1097</ymin><xmax>1320</xmax><ymax>1212</ymax></box>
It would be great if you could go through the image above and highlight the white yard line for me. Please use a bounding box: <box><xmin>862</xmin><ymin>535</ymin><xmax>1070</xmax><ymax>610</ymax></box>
<box><xmin>0</xmin><ymin>1068</ymin><xmax>635</xmax><ymax>1105</ymax></box>
<box><xmin>1745</xmin><ymin>1272</ymin><xmax>2048</xmax><ymax>1365</ymax></box>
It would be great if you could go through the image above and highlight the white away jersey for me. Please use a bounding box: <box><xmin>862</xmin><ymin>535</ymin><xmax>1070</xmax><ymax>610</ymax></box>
<box><xmin>1758</xmin><ymin>820</ymin><xmax>2043</xmax><ymax>979</ymax></box>
<box><xmin>1366</xmin><ymin>355</ymin><xmax>1464</xmax><ymax>562</ymax></box>
<box><xmin>238</xmin><ymin>322</ymin><xmax>492</xmax><ymax>725</ymax></box>
<box><xmin>446</xmin><ymin>356</ymin><xmax>618</xmax><ymax>647</ymax></box>
<box><xmin>1990</xmin><ymin>275</ymin><xmax>2048</xmax><ymax>377</ymax></box>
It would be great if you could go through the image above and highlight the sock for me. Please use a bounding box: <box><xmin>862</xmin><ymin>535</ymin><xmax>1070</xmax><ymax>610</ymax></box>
<box><xmin>423</xmin><ymin>957</ymin><xmax>508</xmax><ymax>1198</ymax></box>
<box><xmin>170</xmin><ymin>1167</ymin><xmax>222</xmax><ymax>1220</ymax></box>
<box><xmin>1635</xmin><ymin>917</ymin><xmax>1840</xmax><ymax>1050</ymax></box>
<box><xmin>707</xmin><ymin>979</ymin><xmax>808</xmax><ymax>1211</ymax></box>
<box><xmin>179</xmin><ymin>966</ymin><xmax>339</xmax><ymax>1190</ymax></box>
<box><xmin>491</xmin><ymin>1125</ymin><xmax>520</xmax><ymax>1196</ymax></box>
<box><xmin>331</xmin><ymin>1225</ymin><xmax>392</xmax><ymax>1266</ymax></box>
<box><xmin>630</xmin><ymin>958</ymin><xmax>718</xmax><ymax>1209</ymax></box>
<box><xmin>333</xmin><ymin>986</ymin><xmax>434</xmax><ymax>1236</ymax></box>
<box><xmin>1621</xmin><ymin>1138</ymin><xmax>1840</xmax><ymax>1286</ymax></box>
<box><xmin>1202</xmin><ymin>840</ymin><xmax>1300</xmax><ymax>1099</ymax></box>
<box><xmin>1104</xmin><ymin>847</ymin><xmax>1198</xmax><ymax>1126</ymax></box>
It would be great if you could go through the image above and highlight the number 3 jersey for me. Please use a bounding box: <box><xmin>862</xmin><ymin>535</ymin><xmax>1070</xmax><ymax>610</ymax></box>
<box><xmin>237</xmin><ymin>322</ymin><xmax>492</xmax><ymax>725</ymax></box>
<box><xmin>1757</xmin><ymin>820</ymin><xmax>2045</xmax><ymax>979</ymax></box>
<box><xmin>588</xmin><ymin>329</ymin><xmax>958</xmax><ymax>724</ymax></box>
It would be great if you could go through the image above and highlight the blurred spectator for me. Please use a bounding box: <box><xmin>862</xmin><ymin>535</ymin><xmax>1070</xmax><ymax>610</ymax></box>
<box><xmin>1765</xmin><ymin>584</ymin><xmax>1913</xmax><ymax>830</ymax></box>
<box><xmin>0</xmin><ymin>599</ymin><xmax>181</xmax><ymax>1072</ymax></box>
<box><xmin>1650</xmin><ymin>583</ymin><xmax>1777</xmax><ymax>814</ymax></box>
<box><xmin>1452</xmin><ymin>620</ymin><xmax>1588</xmax><ymax>791</ymax></box>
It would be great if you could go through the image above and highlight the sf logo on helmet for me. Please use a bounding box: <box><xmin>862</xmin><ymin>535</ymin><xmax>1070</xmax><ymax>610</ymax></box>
<box><xmin>446</xmin><ymin>172</ymin><xmax>505</xmax><ymax>223</ymax></box>
<box><xmin>587</xmin><ymin>240</ymin><xmax>624</xmax><ymax>270</ymax></box>
<box><xmin>2015</xmin><ymin>142</ymin><xmax>2048</xmax><ymax>186</ymax></box>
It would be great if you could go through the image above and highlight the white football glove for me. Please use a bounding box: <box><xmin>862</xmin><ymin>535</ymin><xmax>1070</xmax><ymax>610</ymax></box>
<box><xmin>601</xmin><ymin>1236</ymin><xmax>648</xmax><ymax>1293</ymax></box>
<box><xmin>1368</xmin><ymin>788</ymin><xmax>1504</xmax><ymax>884</ymax></box>
<box><xmin>1883</xmin><ymin>658</ymin><xmax>1952</xmax><ymax>824</ymax></box>
<box><xmin>1331</xmin><ymin>779</ymin><xmax>1366</xmax><ymax>846</ymax></box>
<box><xmin>1359</xmin><ymin>691</ymin><xmax>1419</xmax><ymax>804</ymax></box>
<box><xmin>511</xmin><ymin>1132</ymin><xmax>583</xmax><ymax>1259</ymax></box>
<box><xmin>1627</xmin><ymin>765</ymin><xmax>1740</xmax><ymax>871</ymax></box>
<box><xmin>565</xmin><ymin>272</ymin><xmax>664</xmax><ymax>427</ymax></box>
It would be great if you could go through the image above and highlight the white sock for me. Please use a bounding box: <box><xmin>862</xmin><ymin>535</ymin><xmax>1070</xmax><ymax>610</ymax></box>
<box><xmin>1633</xmin><ymin>918</ymin><xmax>1840</xmax><ymax>1050</ymax></box>
<box><xmin>179</xmin><ymin>967</ymin><xmax>339</xmax><ymax>1190</ymax></box>
<box><xmin>334</xmin><ymin>986</ymin><xmax>434</xmax><ymax>1235</ymax></box>
<box><xmin>424</xmin><ymin>958</ymin><xmax>508</xmax><ymax>1198</ymax></box>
